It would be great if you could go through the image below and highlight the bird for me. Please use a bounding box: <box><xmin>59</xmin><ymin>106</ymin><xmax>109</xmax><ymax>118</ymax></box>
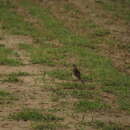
<box><xmin>72</xmin><ymin>64</ymin><xmax>85</xmax><ymax>84</ymax></box>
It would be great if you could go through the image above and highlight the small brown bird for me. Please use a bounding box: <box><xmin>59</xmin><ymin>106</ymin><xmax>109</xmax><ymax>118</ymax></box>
<box><xmin>72</xmin><ymin>64</ymin><xmax>85</xmax><ymax>84</ymax></box>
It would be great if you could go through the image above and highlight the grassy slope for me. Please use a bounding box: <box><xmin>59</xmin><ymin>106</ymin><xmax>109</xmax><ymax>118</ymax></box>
<box><xmin>0</xmin><ymin>0</ymin><xmax>130</xmax><ymax>129</ymax></box>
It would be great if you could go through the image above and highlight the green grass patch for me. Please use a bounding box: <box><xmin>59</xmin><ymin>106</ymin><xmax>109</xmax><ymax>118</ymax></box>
<box><xmin>52</xmin><ymin>89</ymin><xmax>69</xmax><ymax>99</ymax></box>
<box><xmin>2</xmin><ymin>72</ymin><xmax>29</xmax><ymax>83</ymax></box>
<box><xmin>51</xmin><ymin>81</ymin><xmax>97</xmax><ymax>101</ymax></box>
<box><xmin>3</xmin><ymin>73</ymin><xmax>19</xmax><ymax>83</ymax></box>
<box><xmin>9</xmin><ymin>108</ymin><xmax>63</xmax><ymax>121</ymax></box>
<box><xmin>102</xmin><ymin>82</ymin><xmax>130</xmax><ymax>114</ymax></box>
<box><xmin>19</xmin><ymin>43</ymin><xmax>33</xmax><ymax>50</ymax></box>
<box><xmin>80</xmin><ymin>20</ymin><xmax>98</xmax><ymax>29</ymax></box>
<box><xmin>52</xmin><ymin>83</ymin><xmax>97</xmax><ymax>100</ymax></box>
<box><xmin>59</xmin><ymin>82</ymin><xmax>86</xmax><ymax>90</ymax></box>
<box><xmin>33</xmin><ymin>122</ymin><xmax>67</xmax><ymax>130</ymax></box>
<box><xmin>53</xmin><ymin>81</ymin><xmax>97</xmax><ymax>97</ymax></box>
<box><xmin>77</xmin><ymin>48</ymin><xmax>130</xmax><ymax>90</ymax></box>
<box><xmin>58</xmin><ymin>82</ymin><xmax>96</xmax><ymax>91</ymax></box>
<box><xmin>102</xmin><ymin>73</ymin><xmax>130</xmax><ymax>97</ymax></box>
<box><xmin>75</xmin><ymin>100</ymin><xmax>109</xmax><ymax>113</ymax></box>
<box><xmin>88</xmin><ymin>120</ymin><xmax>123</xmax><ymax>130</ymax></box>
<box><xmin>14</xmin><ymin>71</ymin><xmax>30</xmax><ymax>76</ymax></box>
<box><xmin>0</xmin><ymin>47</ymin><xmax>21</xmax><ymax>66</ymax></box>
<box><xmin>93</xmin><ymin>28</ymin><xmax>111</xmax><ymax>37</ymax></box>
<box><xmin>0</xmin><ymin>58</ymin><xmax>21</xmax><ymax>66</ymax></box>
<box><xmin>0</xmin><ymin>90</ymin><xmax>18</xmax><ymax>104</ymax></box>
<box><xmin>0</xmin><ymin>44</ymin><xmax>5</xmax><ymax>47</ymax></box>
<box><xmin>0</xmin><ymin>90</ymin><xmax>11</xmax><ymax>97</ymax></box>
<box><xmin>99</xmin><ymin>0</ymin><xmax>130</xmax><ymax>21</ymax></box>
<box><xmin>118</xmin><ymin>97</ymin><xmax>130</xmax><ymax>114</ymax></box>
<box><xmin>47</xmin><ymin>69</ymin><xmax>72</xmax><ymax>80</ymax></box>
<box><xmin>70</xmin><ymin>90</ymin><xmax>95</xmax><ymax>99</ymax></box>
<box><xmin>29</xmin><ymin>47</ymin><xmax>67</xmax><ymax>65</ymax></box>
<box><xmin>0</xmin><ymin>1</ymin><xmax>38</xmax><ymax>36</ymax></box>
<box><xmin>19</xmin><ymin>44</ymin><xmax>56</xmax><ymax>65</ymax></box>
<box><xmin>19</xmin><ymin>43</ymin><xmax>73</xmax><ymax>66</ymax></box>
<box><xmin>18</xmin><ymin>0</ymin><xmax>92</xmax><ymax>47</ymax></box>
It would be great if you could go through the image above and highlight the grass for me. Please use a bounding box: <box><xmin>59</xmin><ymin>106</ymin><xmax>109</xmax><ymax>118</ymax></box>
<box><xmin>9</xmin><ymin>108</ymin><xmax>63</xmax><ymax>121</ymax></box>
<box><xmin>0</xmin><ymin>90</ymin><xmax>18</xmax><ymax>104</ymax></box>
<box><xmin>58</xmin><ymin>82</ymin><xmax>86</xmax><ymax>90</ymax></box>
<box><xmin>118</xmin><ymin>98</ymin><xmax>130</xmax><ymax>114</ymax></box>
<box><xmin>19</xmin><ymin>43</ymin><xmax>33</xmax><ymax>50</ymax></box>
<box><xmin>0</xmin><ymin>46</ymin><xmax>21</xmax><ymax>66</ymax></box>
<box><xmin>19</xmin><ymin>43</ymin><xmax>54</xmax><ymax>64</ymax></box>
<box><xmin>98</xmin><ymin>0</ymin><xmax>130</xmax><ymax>21</ymax></box>
<box><xmin>64</xmin><ymin>2</ymin><xmax>81</xmax><ymax>15</ymax></box>
<box><xmin>19</xmin><ymin>43</ymin><xmax>74</xmax><ymax>66</ymax></box>
<box><xmin>102</xmin><ymin>84</ymin><xmax>130</xmax><ymax>113</ymax></box>
<box><xmin>2</xmin><ymin>72</ymin><xmax>29</xmax><ymax>83</ymax></box>
<box><xmin>88</xmin><ymin>120</ymin><xmax>123</xmax><ymax>130</ymax></box>
<box><xmin>52</xmin><ymin>89</ymin><xmax>69</xmax><ymax>99</ymax></box>
<box><xmin>0</xmin><ymin>0</ymin><xmax>130</xmax><ymax>129</ymax></box>
<box><xmin>47</xmin><ymin>69</ymin><xmax>72</xmax><ymax>80</ymax></box>
<box><xmin>80</xmin><ymin>20</ymin><xmax>111</xmax><ymax>37</ymax></box>
<box><xmin>28</xmin><ymin>47</ymin><xmax>67</xmax><ymax>66</ymax></box>
<box><xmin>0</xmin><ymin>90</ymin><xmax>11</xmax><ymax>97</ymax></box>
<box><xmin>52</xmin><ymin>82</ymin><xmax>97</xmax><ymax>100</ymax></box>
<box><xmin>0</xmin><ymin>44</ymin><xmax>5</xmax><ymax>47</ymax></box>
<box><xmin>3</xmin><ymin>73</ymin><xmax>19</xmax><ymax>83</ymax></box>
<box><xmin>13</xmin><ymin>71</ymin><xmax>30</xmax><ymax>76</ymax></box>
<box><xmin>75</xmin><ymin>100</ymin><xmax>109</xmax><ymax>113</ymax></box>
<box><xmin>51</xmin><ymin>82</ymin><xmax>96</xmax><ymax>101</ymax></box>
<box><xmin>18</xmin><ymin>0</ymin><xmax>93</xmax><ymax>48</ymax></box>
<box><xmin>33</xmin><ymin>122</ymin><xmax>67</xmax><ymax>130</ymax></box>
<box><xmin>93</xmin><ymin>28</ymin><xmax>111</xmax><ymax>37</ymax></box>
<box><xmin>118</xmin><ymin>43</ymin><xmax>130</xmax><ymax>52</ymax></box>
<box><xmin>70</xmin><ymin>90</ymin><xmax>95</xmax><ymax>99</ymax></box>
<box><xmin>0</xmin><ymin>1</ymin><xmax>37</xmax><ymax>36</ymax></box>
